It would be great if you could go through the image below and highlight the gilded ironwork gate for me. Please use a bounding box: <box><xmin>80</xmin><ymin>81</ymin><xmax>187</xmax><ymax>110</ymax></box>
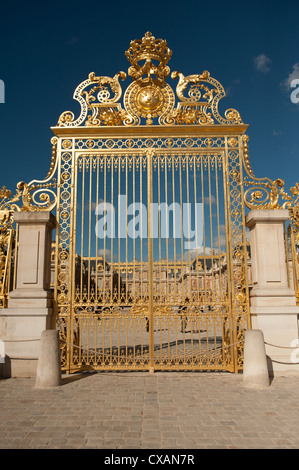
<box><xmin>3</xmin><ymin>33</ymin><xmax>299</xmax><ymax>373</ymax></box>
<box><xmin>57</xmin><ymin>142</ymin><xmax>249</xmax><ymax>373</ymax></box>
<box><xmin>51</xmin><ymin>32</ymin><xmax>252</xmax><ymax>373</ymax></box>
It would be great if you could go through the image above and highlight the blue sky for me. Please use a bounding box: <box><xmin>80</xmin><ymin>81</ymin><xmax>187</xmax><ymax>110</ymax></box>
<box><xmin>0</xmin><ymin>0</ymin><xmax>299</xmax><ymax>196</ymax></box>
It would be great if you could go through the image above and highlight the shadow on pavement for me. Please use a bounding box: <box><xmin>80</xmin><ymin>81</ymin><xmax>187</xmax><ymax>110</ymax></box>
<box><xmin>61</xmin><ymin>371</ymin><xmax>98</xmax><ymax>385</ymax></box>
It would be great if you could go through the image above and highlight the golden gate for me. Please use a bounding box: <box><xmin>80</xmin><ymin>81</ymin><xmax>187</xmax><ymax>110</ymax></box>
<box><xmin>50</xmin><ymin>32</ymin><xmax>251</xmax><ymax>373</ymax></box>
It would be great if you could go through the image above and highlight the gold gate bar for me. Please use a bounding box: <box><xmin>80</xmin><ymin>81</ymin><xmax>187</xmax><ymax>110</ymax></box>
<box><xmin>95</xmin><ymin>156</ymin><xmax>99</xmax><ymax>302</ymax></box>
<box><xmin>193</xmin><ymin>154</ymin><xmax>200</xmax><ymax>301</ymax></box>
<box><xmin>147</xmin><ymin>149</ymin><xmax>155</xmax><ymax>373</ymax></box>
<box><xmin>88</xmin><ymin>155</ymin><xmax>93</xmax><ymax>303</ymax></box>
<box><xmin>110</xmin><ymin>156</ymin><xmax>114</xmax><ymax>304</ymax></box>
<box><xmin>103</xmin><ymin>155</ymin><xmax>107</xmax><ymax>303</ymax></box>
<box><xmin>80</xmin><ymin>158</ymin><xmax>85</xmax><ymax>303</ymax></box>
<box><xmin>200</xmin><ymin>158</ymin><xmax>207</xmax><ymax>304</ymax></box>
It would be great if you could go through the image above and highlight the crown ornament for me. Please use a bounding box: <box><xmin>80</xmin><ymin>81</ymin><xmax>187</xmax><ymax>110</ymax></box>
<box><xmin>125</xmin><ymin>31</ymin><xmax>172</xmax><ymax>81</ymax></box>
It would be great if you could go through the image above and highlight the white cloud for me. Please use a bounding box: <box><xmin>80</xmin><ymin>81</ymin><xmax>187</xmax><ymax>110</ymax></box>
<box><xmin>97</xmin><ymin>248</ymin><xmax>118</xmax><ymax>262</ymax></box>
<box><xmin>254</xmin><ymin>54</ymin><xmax>272</xmax><ymax>73</ymax></box>
<box><xmin>183</xmin><ymin>246</ymin><xmax>213</xmax><ymax>260</ymax></box>
<box><xmin>281</xmin><ymin>62</ymin><xmax>299</xmax><ymax>92</ymax></box>
<box><xmin>98</xmin><ymin>248</ymin><xmax>111</xmax><ymax>259</ymax></box>
<box><xmin>204</xmin><ymin>194</ymin><xmax>216</xmax><ymax>205</ymax></box>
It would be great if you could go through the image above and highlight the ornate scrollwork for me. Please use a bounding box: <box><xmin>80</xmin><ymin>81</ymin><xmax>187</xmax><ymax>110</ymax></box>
<box><xmin>286</xmin><ymin>184</ymin><xmax>299</xmax><ymax>241</ymax></box>
<box><xmin>0</xmin><ymin>181</ymin><xmax>57</xmax><ymax>307</ymax></box>
<box><xmin>0</xmin><ymin>225</ymin><xmax>13</xmax><ymax>308</ymax></box>
<box><xmin>165</xmin><ymin>103</ymin><xmax>214</xmax><ymax>125</ymax></box>
<box><xmin>57</xmin><ymin>72</ymin><xmax>129</xmax><ymax>127</ymax></box>
<box><xmin>0</xmin><ymin>181</ymin><xmax>57</xmax><ymax>213</ymax></box>
<box><xmin>168</xmin><ymin>71</ymin><xmax>243</xmax><ymax>126</ymax></box>
<box><xmin>87</xmin><ymin>71</ymin><xmax>126</xmax><ymax>103</ymax></box>
<box><xmin>84</xmin><ymin>72</ymin><xmax>130</xmax><ymax>126</ymax></box>
<box><xmin>244</xmin><ymin>178</ymin><xmax>287</xmax><ymax>210</ymax></box>
<box><xmin>171</xmin><ymin>71</ymin><xmax>213</xmax><ymax>102</ymax></box>
<box><xmin>0</xmin><ymin>186</ymin><xmax>21</xmax><ymax>216</ymax></box>
<box><xmin>55</xmin><ymin>32</ymin><xmax>243</xmax><ymax>128</ymax></box>
<box><xmin>0</xmin><ymin>134</ymin><xmax>58</xmax><ymax>218</ymax></box>
<box><xmin>0</xmin><ymin>188</ymin><xmax>18</xmax><ymax>307</ymax></box>
<box><xmin>242</xmin><ymin>135</ymin><xmax>299</xmax><ymax>234</ymax></box>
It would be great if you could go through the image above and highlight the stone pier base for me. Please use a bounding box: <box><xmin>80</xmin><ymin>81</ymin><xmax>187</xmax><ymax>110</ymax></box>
<box><xmin>246</xmin><ymin>209</ymin><xmax>299</xmax><ymax>376</ymax></box>
<box><xmin>0</xmin><ymin>211</ymin><xmax>56</xmax><ymax>378</ymax></box>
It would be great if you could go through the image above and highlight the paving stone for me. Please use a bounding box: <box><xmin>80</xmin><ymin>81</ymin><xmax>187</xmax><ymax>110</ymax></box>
<box><xmin>1</xmin><ymin>373</ymin><xmax>299</xmax><ymax>448</ymax></box>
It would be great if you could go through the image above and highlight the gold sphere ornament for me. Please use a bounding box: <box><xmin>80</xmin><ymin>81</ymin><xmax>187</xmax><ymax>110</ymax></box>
<box><xmin>137</xmin><ymin>87</ymin><xmax>162</xmax><ymax>111</ymax></box>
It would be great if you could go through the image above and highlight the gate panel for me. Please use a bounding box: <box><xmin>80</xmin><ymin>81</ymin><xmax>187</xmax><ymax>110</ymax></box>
<box><xmin>72</xmin><ymin>151</ymin><xmax>151</xmax><ymax>370</ymax></box>
<box><xmin>150</xmin><ymin>151</ymin><xmax>233</xmax><ymax>370</ymax></box>
<box><xmin>55</xmin><ymin>137</ymin><xmax>247</xmax><ymax>373</ymax></box>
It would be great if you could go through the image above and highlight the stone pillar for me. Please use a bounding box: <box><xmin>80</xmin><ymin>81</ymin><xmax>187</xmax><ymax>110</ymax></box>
<box><xmin>243</xmin><ymin>329</ymin><xmax>270</xmax><ymax>388</ymax></box>
<box><xmin>0</xmin><ymin>211</ymin><xmax>56</xmax><ymax>378</ymax></box>
<box><xmin>246</xmin><ymin>209</ymin><xmax>299</xmax><ymax>376</ymax></box>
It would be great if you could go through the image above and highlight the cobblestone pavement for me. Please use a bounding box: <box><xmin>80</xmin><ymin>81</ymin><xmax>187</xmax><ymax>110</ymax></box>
<box><xmin>1</xmin><ymin>371</ymin><xmax>299</xmax><ymax>449</ymax></box>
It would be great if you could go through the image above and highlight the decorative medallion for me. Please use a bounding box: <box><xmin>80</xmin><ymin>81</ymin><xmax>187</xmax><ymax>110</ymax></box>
<box><xmin>124</xmin><ymin>79</ymin><xmax>175</xmax><ymax>125</ymax></box>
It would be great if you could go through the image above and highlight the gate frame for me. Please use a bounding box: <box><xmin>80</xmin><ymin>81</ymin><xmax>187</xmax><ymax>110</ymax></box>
<box><xmin>51</xmin><ymin>123</ymin><xmax>251</xmax><ymax>374</ymax></box>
